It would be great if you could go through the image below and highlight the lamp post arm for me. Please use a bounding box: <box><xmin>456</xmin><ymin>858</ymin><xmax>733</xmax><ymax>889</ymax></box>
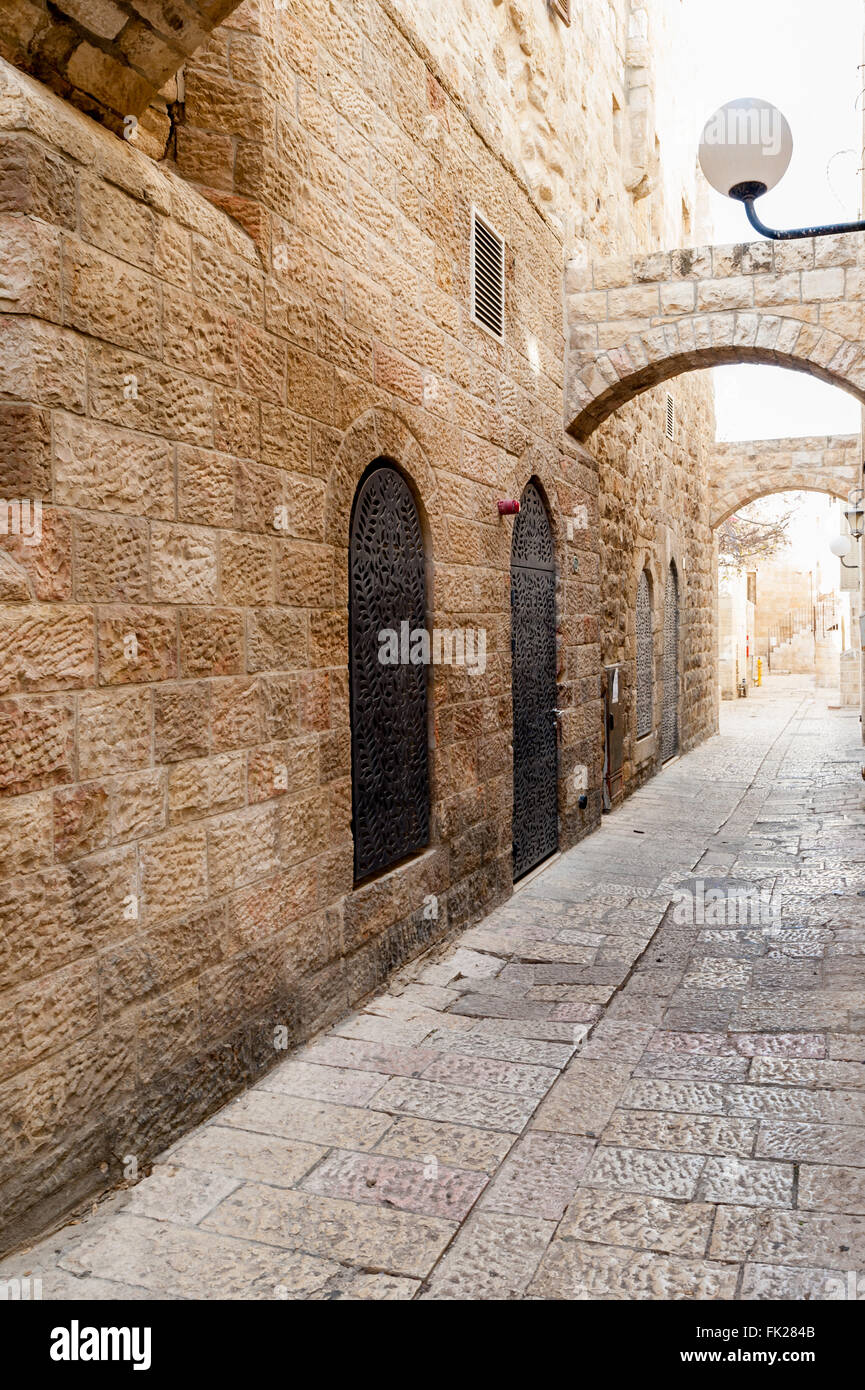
<box><xmin>740</xmin><ymin>193</ymin><xmax>865</xmax><ymax>242</ymax></box>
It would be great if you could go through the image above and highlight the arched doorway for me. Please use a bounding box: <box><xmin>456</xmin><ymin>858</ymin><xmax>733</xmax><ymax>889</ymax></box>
<box><xmin>349</xmin><ymin>462</ymin><xmax>430</xmax><ymax>882</ymax></box>
<box><xmin>661</xmin><ymin>563</ymin><xmax>680</xmax><ymax>762</ymax></box>
<box><xmin>636</xmin><ymin>569</ymin><xmax>654</xmax><ymax>740</ymax></box>
<box><xmin>510</xmin><ymin>480</ymin><xmax>558</xmax><ymax>879</ymax></box>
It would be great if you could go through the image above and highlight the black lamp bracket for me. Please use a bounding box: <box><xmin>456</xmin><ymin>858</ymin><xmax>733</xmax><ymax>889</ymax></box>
<box><xmin>729</xmin><ymin>181</ymin><xmax>865</xmax><ymax>241</ymax></box>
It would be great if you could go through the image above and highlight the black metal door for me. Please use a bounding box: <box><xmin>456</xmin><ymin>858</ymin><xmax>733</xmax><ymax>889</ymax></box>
<box><xmin>661</xmin><ymin>563</ymin><xmax>679</xmax><ymax>762</ymax></box>
<box><xmin>349</xmin><ymin>463</ymin><xmax>429</xmax><ymax>881</ymax></box>
<box><xmin>511</xmin><ymin>481</ymin><xmax>558</xmax><ymax>880</ymax></box>
<box><xmin>636</xmin><ymin>570</ymin><xmax>653</xmax><ymax>739</ymax></box>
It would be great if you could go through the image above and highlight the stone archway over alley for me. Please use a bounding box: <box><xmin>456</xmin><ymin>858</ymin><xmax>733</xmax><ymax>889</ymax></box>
<box><xmin>4</xmin><ymin>677</ymin><xmax>864</xmax><ymax>1300</ymax></box>
<box><xmin>566</xmin><ymin>235</ymin><xmax>865</xmax><ymax>439</ymax></box>
<box><xmin>709</xmin><ymin>435</ymin><xmax>860</xmax><ymax>526</ymax></box>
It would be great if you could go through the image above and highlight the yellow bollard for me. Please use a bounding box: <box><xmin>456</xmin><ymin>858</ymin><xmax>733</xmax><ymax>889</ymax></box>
<box><xmin>756</xmin><ymin>657</ymin><xmax>762</xmax><ymax>687</ymax></box>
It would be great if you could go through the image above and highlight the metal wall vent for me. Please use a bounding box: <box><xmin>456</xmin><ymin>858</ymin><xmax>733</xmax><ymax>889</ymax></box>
<box><xmin>471</xmin><ymin>208</ymin><xmax>505</xmax><ymax>342</ymax></box>
<box><xmin>665</xmin><ymin>392</ymin><xmax>676</xmax><ymax>441</ymax></box>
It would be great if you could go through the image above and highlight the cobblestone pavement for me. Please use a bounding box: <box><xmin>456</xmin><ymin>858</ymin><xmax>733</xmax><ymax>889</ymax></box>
<box><xmin>4</xmin><ymin>676</ymin><xmax>865</xmax><ymax>1301</ymax></box>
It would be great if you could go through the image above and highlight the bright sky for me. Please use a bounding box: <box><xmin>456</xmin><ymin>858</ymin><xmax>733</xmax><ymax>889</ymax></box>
<box><xmin>683</xmin><ymin>0</ymin><xmax>865</xmax><ymax>440</ymax></box>
<box><xmin>749</xmin><ymin>491</ymin><xmax>844</xmax><ymax>587</ymax></box>
<box><xmin>787</xmin><ymin>494</ymin><xmax>844</xmax><ymax>579</ymax></box>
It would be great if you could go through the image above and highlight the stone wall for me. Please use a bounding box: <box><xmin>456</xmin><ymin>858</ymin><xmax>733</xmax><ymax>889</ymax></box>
<box><xmin>0</xmin><ymin>0</ymin><xmax>718</xmax><ymax>1251</ymax></box>
<box><xmin>374</xmin><ymin>0</ymin><xmax>719</xmax><ymax>790</ymax></box>
<box><xmin>841</xmin><ymin>648</ymin><xmax>859</xmax><ymax>706</ymax></box>
<box><xmin>593</xmin><ymin>372</ymin><xmax>717</xmax><ymax>790</ymax></box>
<box><xmin>717</xmin><ymin>577</ymin><xmax>755</xmax><ymax>700</ymax></box>
<box><xmin>755</xmin><ymin>562</ymin><xmax>813</xmax><ymax>661</ymax></box>
<box><xmin>0</xmin><ymin>35</ymin><xmax>593</xmax><ymax>1250</ymax></box>
<box><xmin>389</xmin><ymin>0</ymin><xmax>710</xmax><ymax>257</ymax></box>
<box><xmin>0</xmin><ymin>0</ymin><xmax>240</xmax><ymax>138</ymax></box>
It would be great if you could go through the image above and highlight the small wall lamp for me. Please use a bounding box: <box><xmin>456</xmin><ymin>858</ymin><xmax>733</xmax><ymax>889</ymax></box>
<box><xmin>844</xmin><ymin>501</ymin><xmax>865</xmax><ymax>541</ymax></box>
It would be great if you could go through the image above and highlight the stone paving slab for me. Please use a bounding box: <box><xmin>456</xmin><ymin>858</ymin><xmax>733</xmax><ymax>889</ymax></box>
<box><xmin>60</xmin><ymin>1214</ymin><xmax>370</xmax><ymax>1300</ymax></box>
<box><xmin>601</xmin><ymin>1110</ymin><xmax>758</xmax><ymax>1157</ymax></box>
<box><xmin>478</xmin><ymin>1132</ymin><xmax>595</xmax><ymax>1219</ymax></box>
<box><xmin>4</xmin><ymin>678</ymin><xmax>865</xmax><ymax>1300</ymax></box>
<box><xmin>581</xmin><ymin>1145</ymin><xmax>707</xmax><ymax>1198</ymax></box>
<box><xmin>299</xmin><ymin>1149</ymin><xmax>486</xmax><ymax>1219</ymax></box>
<box><xmin>372</xmin><ymin>1117</ymin><xmax>513</xmax><ymax>1172</ymax></box>
<box><xmin>709</xmin><ymin>1204</ymin><xmax>865</xmax><ymax>1269</ymax></box>
<box><xmin>559</xmin><ymin>1190</ymin><xmax>715</xmax><ymax>1256</ymax></box>
<box><xmin>420</xmin><ymin>1213</ymin><xmax>556</xmax><ymax>1300</ymax></box>
<box><xmin>740</xmin><ymin>1263</ymin><xmax>849</xmax><ymax>1301</ymax></box>
<box><xmin>798</xmin><ymin>1163</ymin><xmax>865</xmax><ymax>1213</ymax></box>
<box><xmin>215</xmin><ymin>1091</ymin><xmax>394</xmax><ymax>1150</ymax></box>
<box><xmin>167</xmin><ymin>1126</ymin><xmax>327</xmax><ymax>1188</ymax></box>
<box><xmin>697</xmin><ymin>1156</ymin><xmax>794</xmax><ymax>1208</ymax></box>
<box><xmin>199</xmin><ymin>1185</ymin><xmax>457</xmax><ymax>1278</ymax></box>
<box><xmin>529</xmin><ymin>1239</ymin><xmax>739</xmax><ymax>1300</ymax></box>
<box><xmin>755</xmin><ymin>1120</ymin><xmax>865</xmax><ymax>1166</ymax></box>
<box><xmin>258</xmin><ymin>1060</ymin><xmax>390</xmax><ymax>1106</ymax></box>
<box><xmin>366</xmin><ymin>1076</ymin><xmax>538</xmax><ymax>1132</ymax></box>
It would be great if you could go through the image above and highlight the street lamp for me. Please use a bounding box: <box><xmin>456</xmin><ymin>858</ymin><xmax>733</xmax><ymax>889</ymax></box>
<box><xmin>830</xmin><ymin>534</ymin><xmax>858</xmax><ymax>570</ymax></box>
<box><xmin>698</xmin><ymin>97</ymin><xmax>865</xmax><ymax>241</ymax></box>
<box><xmin>844</xmin><ymin>499</ymin><xmax>865</xmax><ymax>541</ymax></box>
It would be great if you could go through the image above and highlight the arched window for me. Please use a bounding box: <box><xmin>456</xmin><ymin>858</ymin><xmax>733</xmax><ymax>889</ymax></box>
<box><xmin>349</xmin><ymin>463</ymin><xmax>429</xmax><ymax>881</ymax></box>
<box><xmin>636</xmin><ymin>569</ymin><xmax>653</xmax><ymax>740</ymax></box>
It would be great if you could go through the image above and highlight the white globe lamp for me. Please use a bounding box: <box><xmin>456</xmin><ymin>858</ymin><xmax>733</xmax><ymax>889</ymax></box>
<box><xmin>698</xmin><ymin>98</ymin><xmax>793</xmax><ymax>202</ymax></box>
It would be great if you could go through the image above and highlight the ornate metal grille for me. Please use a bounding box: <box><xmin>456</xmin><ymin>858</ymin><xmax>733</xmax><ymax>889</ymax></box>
<box><xmin>661</xmin><ymin>563</ymin><xmax>680</xmax><ymax>762</ymax></box>
<box><xmin>349</xmin><ymin>464</ymin><xmax>429</xmax><ymax>881</ymax></box>
<box><xmin>636</xmin><ymin>570</ymin><xmax>653</xmax><ymax>740</ymax></box>
<box><xmin>511</xmin><ymin>481</ymin><xmax>558</xmax><ymax>880</ymax></box>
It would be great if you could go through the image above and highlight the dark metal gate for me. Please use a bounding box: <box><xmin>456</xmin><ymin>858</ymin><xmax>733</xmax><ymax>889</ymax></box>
<box><xmin>511</xmin><ymin>481</ymin><xmax>558</xmax><ymax>880</ymax></box>
<box><xmin>349</xmin><ymin>463</ymin><xmax>429</xmax><ymax>882</ymax></box>
<box><xmin>661</xmin><ymin>562</ymin><xmax>679</xmax><ymax>762</ymax></box>
<box><xmin>636</xmin><ymin>570</ymin><xmax>653</xmax><ymax>739</ymax></box>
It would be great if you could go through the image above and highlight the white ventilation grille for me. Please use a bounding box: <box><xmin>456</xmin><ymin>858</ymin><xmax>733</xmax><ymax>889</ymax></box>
<box><xmin>471</xmin><ymin>208</ymin><xmax>505</xmax><ymax>342</ymax></box>
<box><xmin>665</xmin><ymin>392</ymin><xmax>676</xmax><ymax>441</ymax></box>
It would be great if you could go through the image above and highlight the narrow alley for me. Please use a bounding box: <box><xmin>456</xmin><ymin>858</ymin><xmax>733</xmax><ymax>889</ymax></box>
<box><xmin>5</xmin><ymin>677</ymin><xmax>864</xmax><ymax>1301</ymax></box>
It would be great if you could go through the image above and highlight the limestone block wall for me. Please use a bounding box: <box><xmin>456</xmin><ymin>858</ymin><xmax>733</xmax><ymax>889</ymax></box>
<box><xmin>132</xmin><ymin>0</ymin><xmax>720</xmax><ymax>799</ymax></box>
<box><xmin>841</xmin><ymin>648</ymin><xmax>859</xmax><ymax>706</ymax></box>
<box><xmin>2</xmin><ymin>1</ymin><xmax>710</xmax><ymax>258</ymax></box>
<box><xmin>754</xmin><ymin>563</ymin><xmax>815</xmax><ymax>664</ymax></box>
<box><xmin>0</xmin><ymin>34</ymin><xmax>598</xmax><ymax>1249</ymax></box>
<box><xmin>388</xmin><ymin>0</ymin><xmax>708</xmax><ymax>256</ymax></box>
<box><xmin>718</xmin><ymin>576</ymin><xmax>754</xmax><ymax>700</ymax></box>
<box><xmin>592</xmin><ymin>370</ymin><xmax>718</xmax><ymax>790</ymax></box>
<box><xmin>0</xmin><ymin>0</ymin><xmax>240</xmax><ymax>136</ymax></box>
<box><xmin>369</xmin><ymin>1</ymin><xmax>720</xmax><ymax>792</ymax></box>
<box><xmin>0</xmin><ymin>0</ymin><xmax>719</xmax><ymax>1251</ymax></box>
